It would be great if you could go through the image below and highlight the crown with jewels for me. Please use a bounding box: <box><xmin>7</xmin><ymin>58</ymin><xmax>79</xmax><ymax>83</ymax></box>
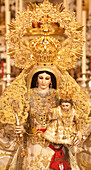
<box><xmin>7</xmin><ymin>0</ymin><xmax>84</xmax><ymax>70</ymax></box>
<box><xmin>58</xmin><ymin>80</ymin><xmax>75</xmax><ymax>101</ymax></box>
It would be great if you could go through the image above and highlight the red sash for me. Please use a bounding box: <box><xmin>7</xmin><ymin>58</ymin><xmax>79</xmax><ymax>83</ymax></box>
<box><xmin>49</xmin><ymin>144</ymin><xmax>71</xmax><ymax>170</ymax></box>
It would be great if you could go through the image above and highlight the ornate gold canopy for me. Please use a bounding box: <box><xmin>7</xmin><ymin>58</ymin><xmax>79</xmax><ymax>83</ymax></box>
<box><xmin>7</xmin><ymin>0</ymin><xmax>84</xmax><ymax>70</ymax></box>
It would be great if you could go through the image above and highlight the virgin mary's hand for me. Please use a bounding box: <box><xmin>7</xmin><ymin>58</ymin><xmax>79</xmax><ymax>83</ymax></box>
<box><xmin>15</xmin><ymin>125</ymin><xmax>25</xmax><ymax>136</ymax></box>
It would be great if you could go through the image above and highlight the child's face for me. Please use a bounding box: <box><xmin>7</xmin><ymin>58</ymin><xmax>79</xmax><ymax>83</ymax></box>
<box><xmin>61</xmin><ymin>102</ymin><xmax>72</xmax><ymax>111</ymax></box>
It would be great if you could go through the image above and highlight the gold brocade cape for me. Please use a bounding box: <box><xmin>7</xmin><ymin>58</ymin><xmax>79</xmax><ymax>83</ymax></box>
<box><xmin>0</xmin><ymin>66</ymin><xmax>90</xmax><ymax>130</ymax></box>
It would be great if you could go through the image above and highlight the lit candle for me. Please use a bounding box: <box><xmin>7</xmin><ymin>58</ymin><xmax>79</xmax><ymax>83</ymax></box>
<box><xmin>82</xmin><ymin>10</ymin><xmax>86</xmax><ymax>74</ymax></box>
<box><xmin>77</xmin><ymin>0</ymin><xmax>82</xmax><ymax>23</ymax></box>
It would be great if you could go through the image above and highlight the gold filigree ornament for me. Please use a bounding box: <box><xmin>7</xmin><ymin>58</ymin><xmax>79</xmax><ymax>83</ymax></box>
<box><xmin>0</xmin><ymin>72</ymin><xmax>30</xmax><ymax>124</ymax></box>
<box><xmin>7</xmin><ymin>0</ymin><xmax>84</xmax><ymax>70</ymax></box>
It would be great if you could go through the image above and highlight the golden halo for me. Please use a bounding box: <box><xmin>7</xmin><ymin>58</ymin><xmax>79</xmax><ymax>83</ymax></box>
<box><xmin>7</xmin><ymin>0</ymin><xmax>84</xmax><ymax>70</ymax></box>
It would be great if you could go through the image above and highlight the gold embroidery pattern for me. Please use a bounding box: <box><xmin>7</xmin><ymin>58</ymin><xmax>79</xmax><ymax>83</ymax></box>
<box><xmin>0</xmin><ymin>72</ymin><xmax>30</xmax><ymax>124</ymax></box>
<box><xmin>30</xmin><ymin>88</ymin><xmax>58</xmax><ymax>128</ymax></box>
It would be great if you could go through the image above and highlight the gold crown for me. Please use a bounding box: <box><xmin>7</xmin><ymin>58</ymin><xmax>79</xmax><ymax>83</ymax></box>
<box><xmin>7</xmin><ymin>0</ymin><xmax>84</xmax><ymax>70</ymax></box>
<box><xmin>58</xmin><ymin>76</ymin><xmax>76</xmax><ymax>100</ymax></box>
<box><xmin>58</xmin><ymin>83</ymin><xmax>75</xmax><ymax>100</ymax></box>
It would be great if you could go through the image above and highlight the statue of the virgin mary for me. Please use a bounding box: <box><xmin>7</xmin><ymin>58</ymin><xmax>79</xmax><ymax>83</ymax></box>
<box><xmin>0</xmin><ymin>1</ymin><xmax>90</xmax><ymax>169</ymax></box>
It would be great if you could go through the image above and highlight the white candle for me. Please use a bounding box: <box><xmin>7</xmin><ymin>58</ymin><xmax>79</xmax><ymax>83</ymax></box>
<box><xmin>64</xmin><ymin>0</ymin><xmax>68</xmax><ymax>10</ymax></box>
<box><xmin>6</xmin><ymin>11</ymin><xmax>11</xmax><ymax>34</ymax></box>
<box><xmin>16</xmin><ymin>0</ymin><xmax>19</xmax><ymax>17</ymax></box>
<box><xmin>5</xmin><ymin>0</ymin><xmax>9</xmax><ymax>31</ymax></box>
<box><xmin>89</xmin><ymin>0</ymin><xmax>91</xmax><ymax>15</ymax></box>
<box><xmin>5</xmin><ymin>0</ymin><xmax>11</xmax><ymax>75</ymax></box>
<box><xmin>77</xmin><ymin>0</ymin><xmax>82</xmax><ymax>23</ymax></box>
<box><xmin>6</xmin><ymin>55</ymin><xmax>11</xmax><ymax>75</ymax></box>
<box><xmin>5</xmin><ymin>0</ymin><xmax>9</xmax><ymax>12</ymax></box>
<box><xmin>82</xmin><ymin>10</ymin><xmax>86</xmax><ymax>74</ymax></box>
<box><xmin>6</xmin><ymin>11</ymin><xmax>11</xmax><ymax>75</ymax></box>
<box><xmin>20</xmin><ymin>0</ymin><xmax>23</xmax><ymax>11</ymax></box>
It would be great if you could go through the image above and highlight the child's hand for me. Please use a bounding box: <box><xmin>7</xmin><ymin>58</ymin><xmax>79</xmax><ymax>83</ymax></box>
<box><xmin>49</xmin><ymin>108</ymin><xmax>53</xmax><ymax>113</ymax></box>
<box><xmin>73</xmin><ymin>136</ymin><xmax>80</xmax><ymax>145</ymax></box>
<box><xmin>77</xmin><ymin>131</ymin><xmax>82</xmax><ymax>141</ymax></box>
<box><xmin>48</xmin><ymin>108</ymin><xmax>54</xmax><ymax>120</ymax></box>
<box><xmin>73</xmin><ymin>131</ymin><xmax>82</xmax><ymax>145</ymax></box>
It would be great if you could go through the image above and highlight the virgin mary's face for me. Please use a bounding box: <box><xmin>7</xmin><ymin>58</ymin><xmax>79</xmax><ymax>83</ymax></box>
<box><xmin>37</xmin><ymin>72</ymin><xmax>51</xmax><ymax>90</ymax></box>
